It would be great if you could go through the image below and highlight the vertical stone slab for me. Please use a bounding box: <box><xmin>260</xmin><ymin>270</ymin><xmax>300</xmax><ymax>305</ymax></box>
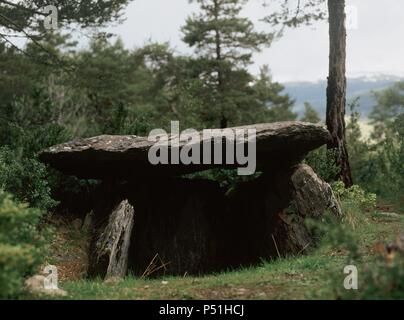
<box><xmin>90</xmin><ymin>200</ymin><xmax>134</xmax><ymax>279</ymax></box>
<box><xmin>270</xmin><ymin>164</ymin><xmax>342</xmax><ymax>256</ymax></box>
<box><xmin>291</xmin><ymin>164</ymin><xmax>342</xmax><ymax>218</ymax></box>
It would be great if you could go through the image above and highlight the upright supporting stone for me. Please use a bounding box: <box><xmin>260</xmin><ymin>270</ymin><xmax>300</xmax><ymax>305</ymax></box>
<box><xmin>291</xmin><ymin>164</ymin><xmax>342</xmax><ymax>218</ymax></box>
<box><xmin>269</xmin><ymin>212</ymin><xmax>313</xmax><ymax>257</ymax></box>
<box><xmin>90</xmin><ymin>200</ymin><xmax>134</xmax><ymax>279</ymax></box>
<box><xmin>271</xmin><ymin>164</ymin><xmax>342</xmax><ymax>255</ymax></box>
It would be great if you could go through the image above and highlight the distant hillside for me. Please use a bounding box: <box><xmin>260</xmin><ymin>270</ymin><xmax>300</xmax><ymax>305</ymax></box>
<box><xmin>283</xmin><ymin>75</ymin><xmax>404</xmax><ymax>119</ymax></box>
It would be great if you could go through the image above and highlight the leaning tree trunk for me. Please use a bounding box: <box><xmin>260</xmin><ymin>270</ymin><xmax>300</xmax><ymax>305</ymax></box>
<box><xmin>326</xmin><ymin>0</ymin><xmax>353</xmax><ymax>187</ymax></box>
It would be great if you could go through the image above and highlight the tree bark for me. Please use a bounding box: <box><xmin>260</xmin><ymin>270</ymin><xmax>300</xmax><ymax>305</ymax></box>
<box><xmin>326</xmin><ymin>0</ymin><xmax>353</xmax><ymax>187</ymax></box>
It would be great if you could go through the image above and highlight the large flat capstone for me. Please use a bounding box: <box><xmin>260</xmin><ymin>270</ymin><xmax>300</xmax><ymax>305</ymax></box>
<box><xmin>39</xmin><ymin>122</ymin><xmax>331</xmax><ymax>179</ymax></box>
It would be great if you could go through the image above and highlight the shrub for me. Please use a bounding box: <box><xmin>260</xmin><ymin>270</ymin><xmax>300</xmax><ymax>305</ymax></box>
<box><xmin>327</xmin><ymin>222</ymin><xmax>404</xmax><ymax>300</ymax></box>
<box><xmin>0</xmin><ymin>88</ymin><xmax>70</xmax><ymax>212</ymax></box>
<box><xmin>344</xmin><ymin>253</ymin><xmax>404</xmax><ymax>300</ymax></box>
<box><xmin>332</xmin><ymin>181</ymin><xmax>377</xmax><ymax>211</ymax></box>
<box><xmin>0</xmin><ymin>148</ymin><xmax>57</xmax><ymax>211</ymax></box>
<box><xmin>0</xmin><ymin>190</ymin><xmax>48</xmax><ymax>299</ymax></box>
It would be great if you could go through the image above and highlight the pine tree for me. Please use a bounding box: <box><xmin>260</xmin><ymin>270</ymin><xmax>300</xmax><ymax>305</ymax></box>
<box><xmin>370</xmin><ymin>81</ymin><xmax>404</xmax><ymax>141</ymax></box>
<box><xmin>301</xmin><ymin>102</ymin><xmax>321</xmax><ymax>123</ymax></box>
<box><xmin>182</xmin><ymin>0</ymin><xmax>273</xmax><ymax>128</ymax></box>
<box><xmin>253</xmin><ymin>65</ymin><xmax>296</xmax><ymax>122</ymax></box>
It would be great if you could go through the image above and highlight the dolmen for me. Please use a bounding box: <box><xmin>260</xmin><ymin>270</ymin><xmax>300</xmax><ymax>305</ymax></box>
<box><xmin>40</xmin><ymin>122</ymin><xmax>341</xmax><ymax>280</ymax></box>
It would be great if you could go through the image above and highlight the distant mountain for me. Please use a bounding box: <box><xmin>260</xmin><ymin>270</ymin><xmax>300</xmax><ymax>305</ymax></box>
<box><xmin>283</xmin><ymin>75</ymin><xmax>404</xmax><ymax>119</ymax></box>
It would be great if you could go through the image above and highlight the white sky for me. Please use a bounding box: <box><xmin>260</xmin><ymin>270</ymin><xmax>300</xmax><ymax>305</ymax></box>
<box><xmin>101</xmin><ymin>0</ymin><xmax>404</xmax><ymax>82</ymax></box>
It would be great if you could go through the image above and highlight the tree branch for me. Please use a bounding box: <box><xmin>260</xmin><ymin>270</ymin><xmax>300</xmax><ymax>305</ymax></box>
<box><xmin>0</xmin><ymin>0</ymin><xmax>46</xmax><ymax>16</ymax></box>
<box><xmin>0</xmin><ymin>12</ymin><xmax>75</xmax><ymax>72</ymax></box>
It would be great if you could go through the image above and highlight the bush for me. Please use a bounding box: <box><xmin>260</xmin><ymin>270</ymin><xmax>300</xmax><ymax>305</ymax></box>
<box><xmin>0</xmin><ymin>148</ymin><xmax>57</xmax><ymax>211</ymax></box>
<box><xmin>0</xmin><ymin>190</ymin><xmax>48</xmax><ymax>299</ymax></box>
<box><xmin>325</xmin><ymin>217</ymin><xmax>404</xmax><ymax>300</ymax></box>
<box><xmin>0</xmin><ymin>87</ymin><xmax>72</xmax><ymax>212</ymax></box>
<box><xmin>344</xmin><ymin>253</ymin><xmax>404</xmax><ymax>300</ymax></box>
<box><xmin>332</xmin><ymin>181</ymin><xmax>377</xmax><ymax>211</ymax></box>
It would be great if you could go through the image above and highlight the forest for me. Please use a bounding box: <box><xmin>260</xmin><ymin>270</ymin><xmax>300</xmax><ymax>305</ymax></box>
<box><xmin>0</xmin><ymin>0</ymin><xmax>403</xmax><ymax>301</ymax></box>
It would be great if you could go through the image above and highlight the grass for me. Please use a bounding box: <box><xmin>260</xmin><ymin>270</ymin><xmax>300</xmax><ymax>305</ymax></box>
<box><xmin>37</xmin><ymin>207</ymin><xmax>404</xmax><ymax>300</ymax></box>
<box><xmin>61</xmin><ymin>256</ymin><xmax>335</xmax><ymax>300</ymax></box>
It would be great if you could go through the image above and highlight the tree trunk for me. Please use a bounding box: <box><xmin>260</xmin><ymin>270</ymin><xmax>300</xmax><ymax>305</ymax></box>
<box><xmin>326</xmin><ymin>0</ymin><xmax>353</xmax><ymax>187</ymax></box>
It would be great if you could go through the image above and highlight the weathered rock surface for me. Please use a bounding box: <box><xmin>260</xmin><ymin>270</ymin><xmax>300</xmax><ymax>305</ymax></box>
<box><xmin>89</xmin><ymin>200</ymin><xmax>134</xmax><ymax>279</ymax></box>
<box><xmin>39</xmin><ymin>122</ymin><xmax>330</xmax><ymax>179</ymax></box>
<box><xmin>291</xmin><ymin>164</ymin><xmax>342</xmax><ymax>218</ymax></box>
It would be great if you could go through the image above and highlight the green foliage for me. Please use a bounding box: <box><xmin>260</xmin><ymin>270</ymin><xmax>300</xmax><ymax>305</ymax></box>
<box><xmin>332</xmin><ymin>181</ymin><xmax>377</xmax><ymax>211</ymax></box>
<box><xmin>253</xmin><ymin>66</ymin><xmax>297</xmax><ymax>122</ymax></box>
<box><xmin>0</xmin><ymin>91</ymin><xmax>69</xmax><ymax>153</ymax></box>
<box><xmin>370</xmin><ymin>81</ymin><xmax>404</xmax><ymax>142</ymax></box>
<box><xmin>0</xmin><ymin>190</ymin><xmax>48</xmax><ymax>299</ymax></box>
<box><xmin>0</xmin><ymin>87</ymin><xmax>68</xmax><ymax>211</ymax></box>
<box><xmin>320</xmin><ymin>209</ymin><xmax>404</xmax><ymax>300</ymax></box>
<box><xmin>370</xmin><ymin>114</ymin><xmax>404</xmax><ymax>204</ymax></box>
<box><xmin>344</xmin><ymin>254</ymin><xmax>404</xmax><ymax>300</ymax></box>
<box><xmin>183</xmin><ymin>0</ymin><xmax>273</xmax><ymax>65</ymax></box>
<box><xmin>345</xmin><ymin>98</ymin><xmax>372</xmax><ymax>184</ymax></box>
<box><xmin>0</xmin><ymin>1</ymin><xmax>133</xmax><ymax>36</ymax></box>
<box><xmin>263</xmin><ymin>0</ymin><xmax>326</xmax><ymax>29</ymax></box>
<box><xmin>74</xmin><ymin>38</ymin><xmax>133</xmax><ymax>108</ymax></box>
<box><xmin>343</xmin><ymin>89</ymin><xmax>403</xmax><ymax>209</ymax></box>
<box><xmin>0</xmin><ymin>148</ymin><xmax>57</xmax><ymax>211</ymax></box>
<box><xmin>0</xmin><ymin>43</ymin><xmax>38</xmax><ymax>108</ymax></box>
<box><xmin>304</xmin><ymin>147</ymin><xmax>340</xmax><ymax>183</ymax></box>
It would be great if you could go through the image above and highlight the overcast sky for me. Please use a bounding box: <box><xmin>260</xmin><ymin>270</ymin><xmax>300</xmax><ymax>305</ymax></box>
<box><xmin>102</xmin><ymin>0</ymin><xmax>404</xmax><ymax>83</ymax></box>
